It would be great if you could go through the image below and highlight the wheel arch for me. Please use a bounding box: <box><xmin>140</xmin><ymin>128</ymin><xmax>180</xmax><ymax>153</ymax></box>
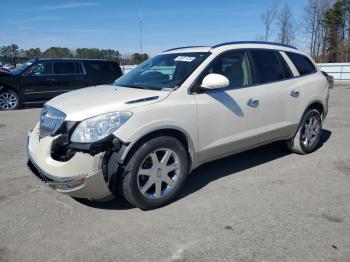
<box><xmin>0</xmin><ymin>83</ymin><xmax>23</xmax><ymax>99</ymax></box>
<box><xmin>120</xmin><ymin>127</ymin><xmax>196</xmax><ymax>172</ymax></box>
<box><xmin>305</xmin><ymin>100</ymin><xmax>325</xmax><ymax>118</ymax></box>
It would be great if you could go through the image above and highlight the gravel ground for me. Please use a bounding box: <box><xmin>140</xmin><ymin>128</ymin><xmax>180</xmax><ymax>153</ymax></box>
<box><xmin>0</xmin><ymin>83</ymin><xmax>349</xmax><ymax>262</ymax></box>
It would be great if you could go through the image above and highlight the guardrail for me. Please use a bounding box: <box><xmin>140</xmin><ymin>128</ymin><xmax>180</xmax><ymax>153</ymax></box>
<box><xmin>318</xmin><ymin>63</ymin><xmax>350</xmax><ymax>80</ymax></box>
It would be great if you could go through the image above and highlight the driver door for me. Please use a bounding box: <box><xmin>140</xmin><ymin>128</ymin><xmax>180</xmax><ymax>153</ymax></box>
<box><xmin>21</xmin><ymin>61</ymin><xmax>55</xmax><ymax>101</ymax></box>
<box><xmin>194</xmin><ymin>50</ymin><xmax>263</xmax><ymax>163</ymax></box>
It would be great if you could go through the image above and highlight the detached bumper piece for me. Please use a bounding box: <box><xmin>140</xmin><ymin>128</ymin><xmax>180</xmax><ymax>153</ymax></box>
<box><xmin>27</xmin><ymin>159</ymin><xmax>52</xmax><ymax>183</ymax></box>
<box><xmin>27</xmin><ymin>124</ymin><xmax>114</xmax><ymax>199</ymax></box>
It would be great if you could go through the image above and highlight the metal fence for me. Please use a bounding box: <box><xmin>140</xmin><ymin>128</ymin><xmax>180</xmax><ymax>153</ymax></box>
<box><xmin>318</xmin><ymin>63</ymin><xmax>350</xmax><ymax>80</ymax></box>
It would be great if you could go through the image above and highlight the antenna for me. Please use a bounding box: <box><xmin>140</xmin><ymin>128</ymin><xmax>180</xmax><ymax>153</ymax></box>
<box><xmin>139</xmin><ymin>0</ymin><xmax>143</xmax><ymax>54</ymax></box>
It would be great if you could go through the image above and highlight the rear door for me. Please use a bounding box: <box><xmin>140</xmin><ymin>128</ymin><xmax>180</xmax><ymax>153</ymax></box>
<box><xmin>51</xmin><ymin>61</ymin><xmax>87</xmax><ymax>96</ymax></box>
<box><xmin>248</xmin><ymin>49</ymin><xmax>302</xmax><ymax>143</ymax></box>
<box><xmin>21</xmin><ymin>61</ymin><xmax>55</xmax><ymax>101</ymax></box>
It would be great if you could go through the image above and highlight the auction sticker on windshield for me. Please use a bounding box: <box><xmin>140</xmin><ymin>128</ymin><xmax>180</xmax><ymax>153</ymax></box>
<box><xmin>174</xmin><ymin>56</ymin><xmax>196</xmax><ymax>62</ymax></box>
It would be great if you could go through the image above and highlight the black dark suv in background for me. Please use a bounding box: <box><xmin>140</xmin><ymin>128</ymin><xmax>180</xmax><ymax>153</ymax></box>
<box><xmin>0</xmin><ymin>58</ymin><xmax>123</xmax><ymax>110</ymax></box>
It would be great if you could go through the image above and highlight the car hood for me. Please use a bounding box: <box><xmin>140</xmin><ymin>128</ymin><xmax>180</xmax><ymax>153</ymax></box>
<box><xmin>47</xmin><ymin>85</ymin><xmax>170</xmax><ymax>121</ymax></box>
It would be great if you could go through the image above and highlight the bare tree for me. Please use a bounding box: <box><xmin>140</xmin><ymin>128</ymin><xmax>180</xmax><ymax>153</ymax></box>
<box><xmin>260</xmin><ymin>2</ymin><xmax>278</xmax><ymax>41</ymax></box>
<box><xmin>277</xmin><ymin>4</ymin><xmax>295</xmax><ymax>45</ymax></box>
<box><xmin>304</xmin><ymin>0</ymin><xmax>333</xmax><ymax>59</ymax></box>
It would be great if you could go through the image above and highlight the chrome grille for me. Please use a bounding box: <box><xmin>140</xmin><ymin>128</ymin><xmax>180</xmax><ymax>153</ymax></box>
<box><xmin>39</xmin><ymin>106</ymin><xmax>66</xmax><ymax>139</ymax></box>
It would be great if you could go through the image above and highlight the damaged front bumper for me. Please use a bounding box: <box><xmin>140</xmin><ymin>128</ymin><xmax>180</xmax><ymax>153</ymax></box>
<box><xmin>26</xmin><ymin>123</ymin><xmax>113</xmax><ymax>200</ymax></box>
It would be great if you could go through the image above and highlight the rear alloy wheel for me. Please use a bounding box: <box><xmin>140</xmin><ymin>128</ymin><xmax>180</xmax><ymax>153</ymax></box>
<box><xmin>119</xmin><ymin>136</ymin><xmax>188</xmax><ymax>210</ymax></box>
<box><xmin>0</xmin><ymin>90</ymin><xmax>20</xmax><ymax>110</ymax></box>
<box><xmin>287</xmin><ymin>109</ymin><xmax>322</xmax><ymax>154</ymax></box>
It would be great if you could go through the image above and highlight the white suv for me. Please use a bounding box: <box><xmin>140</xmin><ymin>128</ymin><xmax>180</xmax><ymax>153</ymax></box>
<box><xmin>27</xmin><ymin>41</ymin><xmax>329</xmax><ymax>209</ymax></box>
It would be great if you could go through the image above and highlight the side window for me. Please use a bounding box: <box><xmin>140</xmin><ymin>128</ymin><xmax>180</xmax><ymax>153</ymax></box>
<box><xmin>26</xmin><ymin>62</ymin><xmax>52</xmax><ymax>76</ymax></box>
<box><xmin>53</xmin><ymin>62</ymin><xmax>76</xmax><ymax>74</ymax></box>
<box><xmin>285</xmin><ymin>52</ymin><xmax>316</xmax><ymax>76</ymax></box>
<box><xmin>103</xmin><ymin>62</ymin><xmax>122</xmax><ymax>76</ymax></box>
<box><xmin>199</xmin><ymin>50</ymin><xmax>252</xmax><ymax>89</ymax></box>
<box><xmin>84</xmin><ymin>61</ymin><xmax>104</xmax><ymax>75</ymax></box>
<box><xmin>75</xmin><ymin>62</ymin><xmax>84</xmax><ymax>74</ymax></box>
<box><xmin>84</xmin><ymin>61</ymin><xmax>122</xmax><ymax>76</ymax></box>
<box><xmin>249</xmin><ymin>49</ymin><xmax>284</xmax><ymax>84</ymax></box>
<box><xmin>276</xmin><ymin>52</ymin><xmax>293</xmax><ymax>79</ymax></box>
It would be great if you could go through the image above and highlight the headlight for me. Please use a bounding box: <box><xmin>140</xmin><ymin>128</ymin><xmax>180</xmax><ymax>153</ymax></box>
<box><xmin>70</xmin><ymin>112</ymin><xmax>132</xmax><ymax>143</ymax></box>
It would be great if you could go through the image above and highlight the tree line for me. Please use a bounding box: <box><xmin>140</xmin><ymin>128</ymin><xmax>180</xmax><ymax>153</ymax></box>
<box><xmin>0</xmin><ymin>45</ymin><xmax>149</xmax><ymax>65</ymax></box>
<box><xmin>3</xmin><ymin>1</ymin><xmax>350</xmax><ymax>65</ymax></box>
<box><xmin>260</xmin><ymin>0</ymin><xmax>350</xmax><ymax>63</ymax></box>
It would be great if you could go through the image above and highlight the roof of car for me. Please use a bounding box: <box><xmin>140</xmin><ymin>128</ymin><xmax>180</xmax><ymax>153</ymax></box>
<box><xmin>163</xmin><ymin>41</ymin><xmax>298</xmax><ymax>54</ymax></box>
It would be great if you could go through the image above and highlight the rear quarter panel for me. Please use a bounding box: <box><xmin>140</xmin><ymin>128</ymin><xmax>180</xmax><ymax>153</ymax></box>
<box><xmin>301</xmin><ymin>71</ymin><xmax>329</xmax><ymax>119</ymax></box>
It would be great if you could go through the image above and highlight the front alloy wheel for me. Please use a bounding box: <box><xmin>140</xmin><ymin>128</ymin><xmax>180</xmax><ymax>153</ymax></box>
<box><xmin>137</xmin><ymin>148</ymin><xmax>180</xmax><ymax>199</ymax></box>
<box><xmin>119</xmin><ymin>136</ymin><xmax>188</xmax><ymax>210</ymax></box>
<box><xmin>0</xmin><ymin>90</ymin><xmax>20</xmax><ymax>110</ymax></box>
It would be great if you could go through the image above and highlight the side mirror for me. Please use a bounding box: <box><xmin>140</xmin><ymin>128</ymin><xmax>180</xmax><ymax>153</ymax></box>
<box><xmin>201</xmin><ymin>73</ymin><xmax>229</xmax><ymax>90</ymax></box>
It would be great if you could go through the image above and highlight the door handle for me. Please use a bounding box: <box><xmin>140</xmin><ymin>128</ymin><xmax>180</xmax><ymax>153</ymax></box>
<box><xmin>291</xmin><ymin>90</ymin><xmax>300</xmax><ymax>97</ymax></box>
<box><xmin>247</xmin><ymin>99</ymin><xmax>259</xmax><ymax>108</ymax></box>
<box><xmin>46</xmin><ymin>78</ymin><xmax>55</xmax><ymax>81</ymax></box>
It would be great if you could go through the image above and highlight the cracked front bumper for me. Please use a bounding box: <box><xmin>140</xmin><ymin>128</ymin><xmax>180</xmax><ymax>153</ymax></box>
<box><xmin>27</xmin><ymin>123</ymin><xmax>112</xmax><ymax>199</ymax></box>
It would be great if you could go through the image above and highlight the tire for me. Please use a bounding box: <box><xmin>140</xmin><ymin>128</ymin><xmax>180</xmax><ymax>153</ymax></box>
<box><xmin>119</xmin><ymin>136</ymin><xmax>189</xmax><ymax>210</ymax></box>
<box><xmin>287</xmin><ymin>109</ymin><xmax>322</xmax><ymax>154</ymax></box>
<box><xmin>0</xmin><ymin>89</ymin><xmax>21</xmax><ymax>110</ymax></box>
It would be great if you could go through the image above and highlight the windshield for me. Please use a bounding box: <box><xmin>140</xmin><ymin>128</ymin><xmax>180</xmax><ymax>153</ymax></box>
<box><xmin>11</xmin><ymin>59</ymin><xmax>35</xmax><ymax>75</ymax></box>
<box><xmin>115</xmin><ymin>52</ymin><xmax>210</xmax><ymax>91</ymax></box>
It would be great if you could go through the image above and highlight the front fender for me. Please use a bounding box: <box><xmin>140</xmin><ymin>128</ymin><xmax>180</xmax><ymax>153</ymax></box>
<box><xmin>114</xmin><ymin>121</ymin><xmax>198</xmax><ymax>170</ymax></box>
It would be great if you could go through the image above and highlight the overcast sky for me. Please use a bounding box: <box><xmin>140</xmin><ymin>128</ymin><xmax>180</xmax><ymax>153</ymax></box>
<box><xmin>0</xmin><ymin>0</ymin><xmax>309</xmax><ymax>55</ymax></box>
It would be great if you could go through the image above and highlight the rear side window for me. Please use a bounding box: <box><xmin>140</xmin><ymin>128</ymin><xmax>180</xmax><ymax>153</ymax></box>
<box><xmin>249</xmin><ymin>49</ymin><xmax>285</xmax><ymax>84</ymax></box>
<box><xmin>53</xmin><ymin>62</ymin><xmax>76</xmax><ymax>74</ymax></box>
<box><xmin>107</xmin><ymin>62</ymin><xmax>122</xmax><ymax>76</ymax></box>
<box><xmin>84</xmin><ymin>61</ymin><xmax>122</xmax><ymax>76</ymax></box>
<box><xmin>75</xmin><ymin>62</ymin><xmax>84</xmax><ymax>74</ymax></box>
<box><xmin>286</xmin><ymin>52</ymin><xmax>316</xmax><ymax>76</ymax></box>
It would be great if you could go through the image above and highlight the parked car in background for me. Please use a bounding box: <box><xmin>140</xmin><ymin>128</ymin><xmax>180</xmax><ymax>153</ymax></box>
<box><xmin>0</xmin><ymin>58</ymin><xmax>123</xmax><ymax>110</ymax></box>
<box><xmin>322</xmin><ymin>71</ymin><xmax>334</xmax><ymax>87</ymax></box>
<box><xmin>2</xmin><ymin>63</ymin><xmax>15</xmax><ymax>71</ymax></box>
<box><xmin>0</xmin><ymin>62</ymin><xmax>11</xmax><ymax>73</ymax></box>
<box><xmin>27</xmin><ymin>41</ymin><xmax>329</xmax><ymax>209</ymax></box>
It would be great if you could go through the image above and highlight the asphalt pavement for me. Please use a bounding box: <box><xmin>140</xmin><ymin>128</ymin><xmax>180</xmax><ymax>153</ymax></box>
<box><xmin>0</xmin><ymin>83</ymin><xmax>349</xmax><ymax>262</ymax></box>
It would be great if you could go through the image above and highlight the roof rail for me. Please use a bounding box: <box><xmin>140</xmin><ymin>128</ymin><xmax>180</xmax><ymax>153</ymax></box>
<box><xmin>211</xmin><ymin>41</ymin><xmax>297</xmax><ymax>50</ymax></box>
<box><xmin>163</xmin><ymin>46</ymin><xmax>208</xmax><ymax>52</ymax></box>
